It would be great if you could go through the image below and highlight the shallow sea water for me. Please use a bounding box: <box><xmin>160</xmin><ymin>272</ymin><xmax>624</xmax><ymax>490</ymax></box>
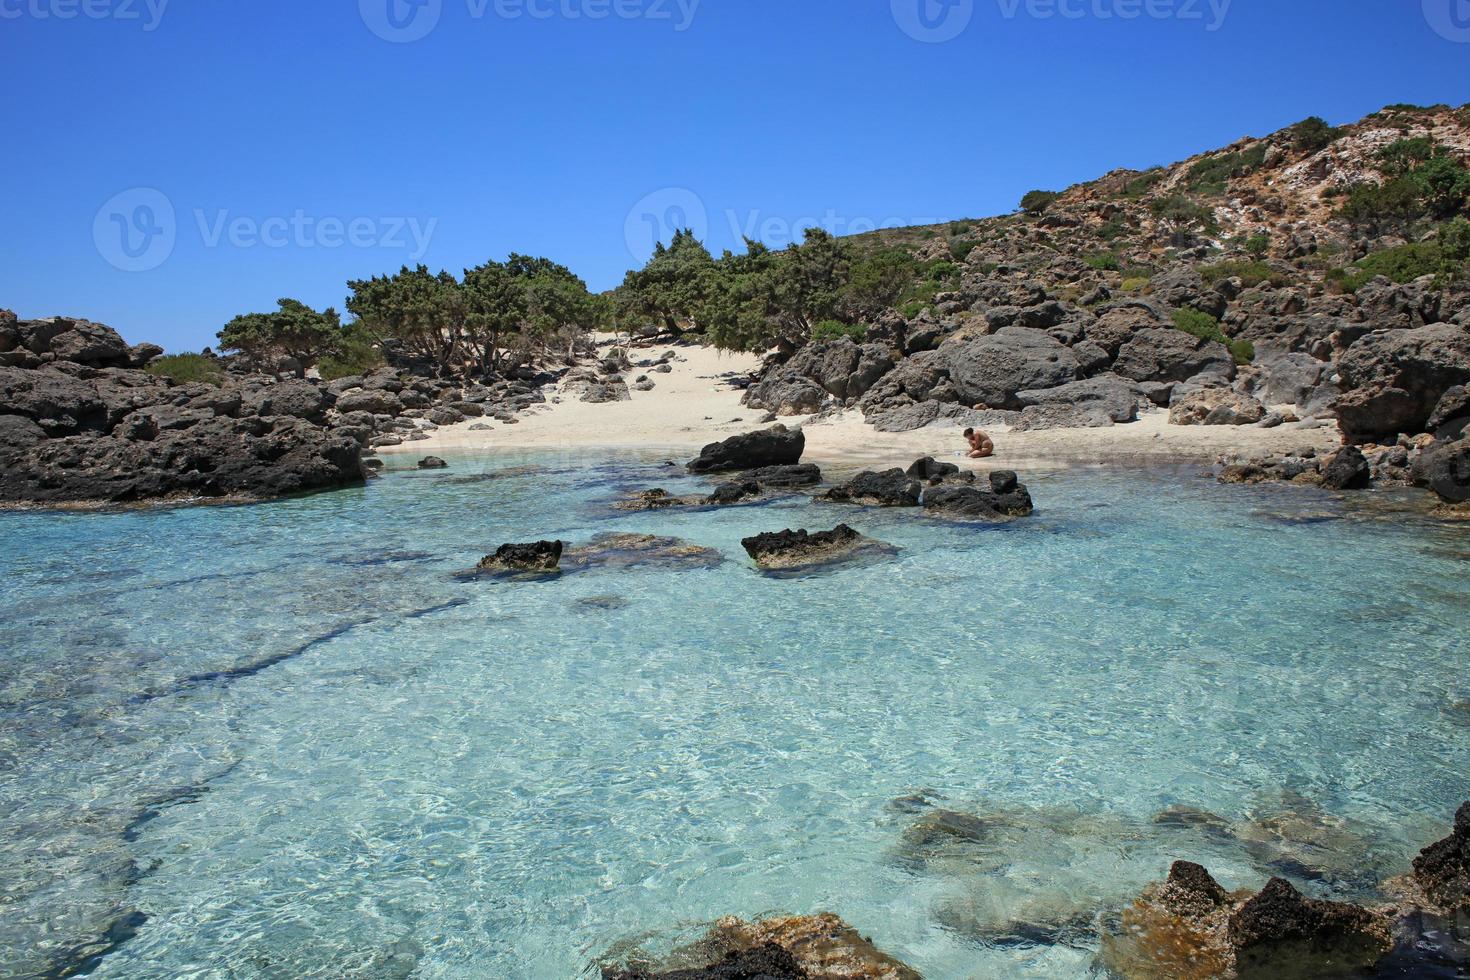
<box><xmin>2</xmin><ymin>451</ymin><xmax>1469</xmax><ymax>979</ymax></box>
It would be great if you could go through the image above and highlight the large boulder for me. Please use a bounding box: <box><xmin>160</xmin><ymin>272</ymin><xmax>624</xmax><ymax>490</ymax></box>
<box><xmin>1424</xmin><ymin>438</ymin><xmax>1470</xmax><ymax>503</ymax></box>
<box><xmin>248</xmin><ymin>379</ymin><xmax>332</xmax><ymax>423</ymax></box>
<box><xmin>1016</xmin><ymin>374</ymin><xmax>1144</xmax><ymax>424</ymax></box>
<box><xmin>1320</xmin><ymin>446</ymin><xmax>1372</xmax><ymax>491</ymax></box>
<box><xmin>1245</xmin><ymin>351</ymin><xmax>1332</xmax><ymax>411</ymax></box>
<box><xmin>688</xmin><ymin>424</ymin><xmax>805</xmax><ymax>473</ymax></box>
<box><xmin>1085</xmin><ymin>304</ymin><xmax>1168</xmax><ymax>356</ymax></box>
<box><xmin>477</xmin><ymin>541</ymin><xmax>563</xmax><ymax>573</ymax></box>
<box><xmin>41</xmin><ymin>318</ymin><xmax>134</xmax><ymax>367</ymax></box>
<box><xmin>0</xmin><ymin>416</ymin><xmax>365</xmax><ymax>505</ymax></box>
<box><xmin>934</xmin><ymin>328</ymin><xmax>1080</xmax><ymax>409</ymax></box>
<box><xmin>0</xmin><ymin>365</ymin><xmax>112</xmax><ymax>435</ymax></box>
<box><xmin>336</xmin><ymin>388</ymin><xmax>405</xmax><ymax>416</ymax></box>
<box><xmin>745</xmin><ymin>338</ymin><xmax>895</xmax><ymax>413</ymax></box>
<box><xmin>922</xmin><ymin>471</ymin><xmax>1035</xmax><ymax>519</ymax></box>
<box><xmin>1114</xmin><ymin>328</ymin><xmax>1236</xmax><ymax>384</ymax></box>
<box><xmin>741</xmin><ymin>525</ymin><xmax>891</xmax><ymax>571</ymax></box>
<box><xmin>1336</xmin><ymin>324</ymin><xmax>1470</xmax><ymax>440</ymax></box>
<box><xmin>1427</xmin><ymin>385</ymin><xmax>1470</xmax><ymax>442</ymax></box>
<box><xmin>1168</xmin><ymin>387</ymin><xmax>1267</xmax><ymax>426</ymax></box>
<box><xmin>823</xmin><ymin>469</ymin><xmax>922</xmax><ymax>506</ymax></box>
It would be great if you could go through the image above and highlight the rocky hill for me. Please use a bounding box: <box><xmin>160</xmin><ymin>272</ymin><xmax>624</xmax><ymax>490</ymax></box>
<box><xmin>742</xmin><ymin>103</ymin><xmax>1470</xmax><ymax>503</ymax></box>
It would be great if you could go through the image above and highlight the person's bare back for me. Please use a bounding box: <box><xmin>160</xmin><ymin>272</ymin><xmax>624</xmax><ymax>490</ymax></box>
<box><xmin>964</xmin><ymin>427</ymin><xmax>994</xmax><ymax>459</ymax></box>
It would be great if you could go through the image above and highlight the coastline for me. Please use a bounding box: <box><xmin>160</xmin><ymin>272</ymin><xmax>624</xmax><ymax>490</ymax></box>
<box><xmin>378</xmin><ymin>340</ymin><xmax>1343</xmax><ymax>472</ymax></box>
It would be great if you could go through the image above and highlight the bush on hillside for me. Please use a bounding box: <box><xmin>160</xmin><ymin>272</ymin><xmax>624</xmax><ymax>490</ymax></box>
<box><xmin>145</xmin><ymin>353</ymin><xmax>224</xmax><ymax>386</ymax></box>
<box><xmin>1121</xmin><ymin>169</ymin><xmax>1166</xmax><ymax>200</ymax></box>
<box><xmin>1020</xmin><ymin>190</ymin><xmax>1063</xmax><ymax>215</ymax></box>
<box><xmin>1290</xmin><ymin>116</ymin><xmax>1342</xmax><ymax>153</ymax></box>
<box><xmin>1186</xmin><ymin>144</ymin><xmax>1268</xmax><ymax>194</ymax></box>
<box><xmin>1200</xmin><ymin>259</ymin><xmax>1288</xmax><ymax>288</ymax></box>
<box><xmin>1172</xmin><ymin>308</ymin><xmax>1253</xmax><ymax>364</ymax></box>
<box><xmin>811</xmin><ymin>320</ymin><xmax>868</xmax><ymax>343</ymax></box>
<box><xmin>1085</xmin><ymin>252</ymin><xmax>1121</xmax><ymax>271</ymax></box>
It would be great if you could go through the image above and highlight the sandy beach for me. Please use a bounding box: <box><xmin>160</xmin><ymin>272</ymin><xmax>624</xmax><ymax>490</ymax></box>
<box><xmin>379</xmin><ymin>338</ymin><xmax>1342</xmax><ymax>471</ymax></box>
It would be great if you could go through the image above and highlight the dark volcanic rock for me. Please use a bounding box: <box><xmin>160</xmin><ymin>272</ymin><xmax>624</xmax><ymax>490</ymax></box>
<box><xmin>741</xmin><ymin>524</ymin><xmax>887</xmax><ymax>570</ymax></box>
<box><xmin>688</xmin><ymin>425</ymin><xmax>805</xmax><ymax>473</ymax></box>
<box><xmin>1226</xmin><ymin>877</ymin><xmax>1391</xmax><ymax>978</ymax></box>
<box><xmin>418</xmin><ymin>456</ymin><xmax>448</xmax><ymax>470</ymax></box>
<box><xmin>935</xmin><ymin>328</ymin><xmax>1081</xmax><ymax>409</ymax></box>
<box><xmin>1411</xmin><ymin>801</ymin><xmax>1470</xmax><ymax>910</ymax></box>
<box><xmin>742</xmin><ymin>463</ymin><xmax>822</xmax><ymax>487</ymax></box>
<box><xmin>1114</xmin><ymin>327</ymin><xmax>1236</xmax><ymax>384</ymax></box>
<box><xmin>922</xmin><ymin>472</ymin><xmax>1035</xmax><ymax>519</ymax></box>
<box><xmin>823</xmin><ymin>469</ymin><xmax>922</xmax><ymax>507</ymax></box>
<box><xmin>1319</xmin><ymin>446</ymin><xmax>1371</xmax><ymax>491</ymax></box>
<box><xmin>1336</xmin><ymin>324</ymin><xmax>1470</xmax><ymax>440</ymax></box>
<box><xmin>906</xmin><ymin>456</ymin><xmax>961</xmax><ymax>481</ymax></box>
<box><xmin>604</xmin><ymin>943</ymin><xmax>808</xmax><ymax>980</ymax></box>
<box><xmin>745</xmin><ymin>338</ymin><xmax>894</xmax><ymax>414</ymax></box>
<box><xmin>248</xmin><ymin>379</ymin><xmax>332</xmax><ymax>423</ymax></box>
<box><xmin>477</xmin><ymin>541</ymin><xmax>563</xmax><ymax>573</ymax></box>
<box><xmin>1428</xmin><ymin>385</ymin><xmax>1470</xmax><ymax>442</ymax></box>
<box><xmin>0</xmin><ymin>418</ymin><xmax>365</xmax><ymax>505</ymax></box>
<box><xmin>1425</xmin><ymin>438</ymin><xmax>1470</xmax><ymax>503</ymax></box>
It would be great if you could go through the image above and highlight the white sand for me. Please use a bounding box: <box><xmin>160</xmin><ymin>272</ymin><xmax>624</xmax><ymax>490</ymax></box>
<box><xmin>379</xmin><ymin>339</ymin><xmax>1341</xmax><ymax>471</ymax></box>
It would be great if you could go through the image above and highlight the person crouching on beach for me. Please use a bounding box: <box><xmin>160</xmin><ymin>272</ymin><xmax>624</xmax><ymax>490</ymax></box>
<box><xmin>964</xmin><ymin>428</ymin><xmax>994</xmax><ymax>459</ymax></box>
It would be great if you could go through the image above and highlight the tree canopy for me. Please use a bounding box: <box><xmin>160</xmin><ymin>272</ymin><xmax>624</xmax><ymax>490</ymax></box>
<box><xmin>218</xmin><ymin>298</ymin><xmax>342</xmax><ymax>366</ymax></box>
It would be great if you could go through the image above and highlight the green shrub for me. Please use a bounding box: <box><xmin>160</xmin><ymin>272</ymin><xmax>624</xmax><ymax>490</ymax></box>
<box><xmin>1326</xmin><ymin>239</ymin><xmax>1467</xmax><ymax>292</ymax></box>
<box><xmin>317</xmin><ymin>335</ymin><xmax>385</xmax><ymax>381</ymax></box>
<box><xmin>1290</xmin><ymin>116</ymin><xmax>1342</xmax><ymax>153</ymax></box>
<box><xmin>1187</xmin><ymin>145</ymin><xmax>1268</xmax><ymax>195</ymax></box>
<box><xmin>1171</xmin><ymin>308</ymin><xmax>1253</xmax><ymax>364</ymax></box>
<box><xmin>1150</xmin><ymin>195</ymin><xmax>1219</xmax><ymax>235</ymax></box>
<box><xmin>811</xmin><ymin>320</ymin><xmax>868</xmax><ymax>343</ymax></box>
<box><xmin>969</xmin><ymin>261</ymin><xmax>998</xmax><ymax>276</ymax></box>
<box><xmin>949</xmin><ymin>222</ymin><xmax>973</xmax><ymax>236</ymax></box>
<box><xmin>1376</xmin><ymin>136</ymin><xmax>1438</xmax><ymax>176</ymax></box>
<box><xmin>1098</xmin><ymin>216</ymin><xmax>1128</xmax><ymax>241</ymax></box>
<box><xmin>1442</xmin><ymin>217</ymin><xmax>1470</xmax><ymax>262</ymax></box>
<box><xmin>1020</xmin><ymin>190</ymin><xmax>1063</xmax><ymax>215</ymax></box>
<box><xmin>950</xmin><ymin>238</ymin><xmax>978</xmax><ymax>262</ymax></box>
<box><xmin>145</xmin><ymin>352</ymin><xmax>225</xmax><ymax>386</ymax></box>
<box><xmin>1200</xmin><ymin>260</ymin><xmax>1288</xmax><ymax>288</ymax></box>
<box><xmin>1085</xmin><ymin>252</ymin><xmax>1121</xmax><ymax>271</ymax></box>
<box><xmin>1121</xmin><ymin>169</ymin><xmax>1166</xmax><ymax>200</ymax></box>
<box><xmin>901</xmin><ymin>302</ymin><xmax>923</xmax><ymax>319</ymax></box>
<box><xmin>1243</xmin><ymin>234</ymin><xmax>1271</xmax><ymax>258</ymax></box>
<box><xmin>1121</xmin><ymin>276</ymin><xmax>1150</xmax><ymax>292</ymax></box>
<box><xmin>927</xmin><ymin>260</ymin><xmax>957</xmax><ymax>282</ymax></box>
<box><xmin>1336</xmin><ymin>178</ymin><xmax>1427</xmax><ymax>232</ymax></box>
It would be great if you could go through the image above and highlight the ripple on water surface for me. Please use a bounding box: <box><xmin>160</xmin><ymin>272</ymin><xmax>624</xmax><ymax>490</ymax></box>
<box><xmin>1</xmin><ymin>451</ymin><xmax>1467</xmax><ymax>979</ymax></box>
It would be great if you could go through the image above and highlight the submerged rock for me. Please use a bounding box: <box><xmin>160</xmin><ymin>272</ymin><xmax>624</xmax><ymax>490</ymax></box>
<box><xmin>1100</xmin><ymin>863</ymin><xmax>1393</xmax><ymax>980</ymax></box>
<box><xmin>603</xmin><ymin>914</ymin><xmax>919</xmax><ymax>980</ymax></box>
<box><xmin>418</xmin><ymin>456</ymin><xmax>448</xmax><ymax>470</ymax></box>
<box><xmin>1318</xmin><ymin>446</ymin><xmax>1371</xmax><ymax>491</ymax></box>
<box><xmin>687</xmin><ymin>424</ymin><xmax>805</xmax><ymax>474</ymax></box>
<box><xmin>477</xmin><ymin>541</ymin><xmax>563</xmax><ymax>573</ymax></box>
<box><xmin>564</xmin><ymin>534</ymin><xmax>724</xmax><ymax>572</ymax></box>
<box><xmin>740</xmin><ymin>524</ymin><xmax>890</xmax><ymax>571</ymax></box>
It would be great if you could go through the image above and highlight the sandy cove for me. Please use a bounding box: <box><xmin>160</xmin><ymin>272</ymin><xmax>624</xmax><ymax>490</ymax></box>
<box><xmin>377</xmin><ymin>339</ymin><xmax>1342</xmax><ymax>472</ymax></box>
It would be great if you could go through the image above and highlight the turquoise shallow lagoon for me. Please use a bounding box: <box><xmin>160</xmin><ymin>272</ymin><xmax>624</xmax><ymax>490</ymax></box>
<box><xmin>3</xmin><ymin>453</ymin><xmax>1469</xmax><ymax>978</ymax></box>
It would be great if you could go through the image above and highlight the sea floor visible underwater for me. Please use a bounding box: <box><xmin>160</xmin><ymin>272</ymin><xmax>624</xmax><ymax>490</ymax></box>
<box><xmin>2</xmin><ymin>451</ymin><xmax>1469</xmax><ymax>979</ymax></box>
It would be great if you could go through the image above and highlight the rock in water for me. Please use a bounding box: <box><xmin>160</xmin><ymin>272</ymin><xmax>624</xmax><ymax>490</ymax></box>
<box><xmin>1426</xmin><ymin>438</ymin><xmax>1470</xmax><ymax>503</ymax></box>
<box><xmin>477</xmin><ymin>541</ymin><xmax>563</xmax><ymax>573</ymax></box>
<box><xmin>923</xmin><ymin>471</ymin><xmax>1035</xmax><ymax>519</ymax></box>
<box><xmin>604</xmin><ymin>914</ymin><xmax>919</xmax><ymax>980</ymax></box>
<box><xmin>1227</xmin><ymin>877</ymin><xmax>1392</xmax><ymax>978</ymax></box>
<box><xmin>1411</xmin><ymin>801</ymin><xmax>1470</xmax><ymax>911</ymax></box>
<box><xmin>741</xmin><ymin>525</ymin><xmax>887</xmax><ymax>570</ymax></box>
<box><xmin>823</xmin><ymin>469</ymin><xmax>923</xmax><ymax>507</ymax></box>
<box><xmin>1319</xmin><ymin>446</ymin><xmax>1371</xmax><ymax>491</ymax></box>
<box><xmin>687</xmin><ymin>424</ymin><xmax>805</xmax><ymax>473</ymax></box>
<box><xmin>1100</xmin><ymin>863</ymin><xmax>1392</xmax><ymax>980</ymax></box>
<box><xmin>418</xmin><ymin>456</ymin><xmax>448</xmax><ymax>470</ymax></box>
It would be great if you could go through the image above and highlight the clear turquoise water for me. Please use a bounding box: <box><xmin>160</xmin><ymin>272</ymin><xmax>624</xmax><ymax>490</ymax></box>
<box><xmin>2</xmin><ymin>453</ymin><xmax>1469</xmax><ymax>979</ymax></box>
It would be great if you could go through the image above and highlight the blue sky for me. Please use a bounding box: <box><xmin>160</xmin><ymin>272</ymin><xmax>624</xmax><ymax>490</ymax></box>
<box><xmin>3</xmin><ymin>0</ymin><xmax>1468</xmax><ymax>352</ymax></box>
